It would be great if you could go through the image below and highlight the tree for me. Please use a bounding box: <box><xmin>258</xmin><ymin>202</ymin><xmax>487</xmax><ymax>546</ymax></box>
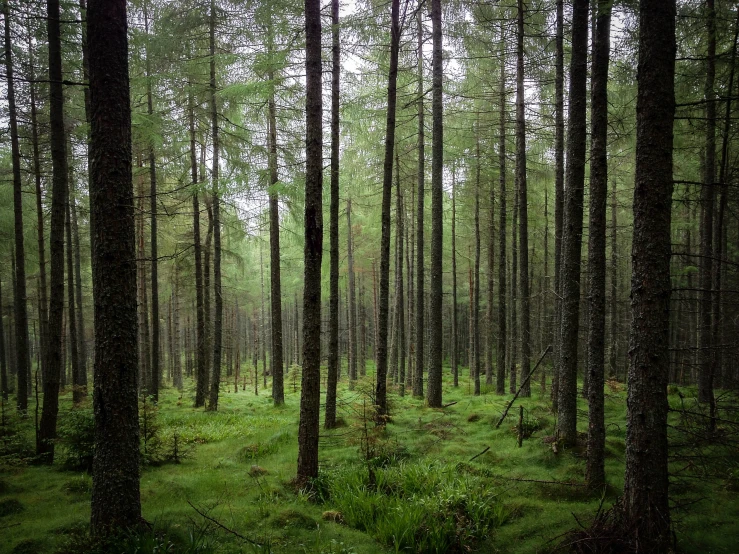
<box><xmin>557</xmin><ymin>0</ymin><xmax>588</xmax><ymax>446</ymax></box>
<box><xmin>375</xmin><ymin>0</ymin><xmax>401</xmax><ymax>418</ymax></box>
<box><xmin>586</xmin><ymin>0</ymin><xmax>612</xmax><ymax>491</ymax></box>
<box><xmin>414</xmin><ymin>2</ymin><xmax>425</xmax><ymax>399</ymax></box>
<box><xmin>426</xmin><ymin>0</ymin><xmax>443</xmax><ymax>408</ymax></box>
<box><xmin>38</xmin><ymin>0</ymin><xmax>70</xmax><ymax>462</ymax></box>
<box><xmin>2</xmin><ymin>0</ymin><xmax>29</xmax><ymax>414</ymax></box>
<box><xmin>496</xmin><ymin>21</ymin><xmax>507</xmax><ymax>396</ymax></box>
<box><xmin>325</xmin><ymin>0</ymin><xmax>340</xmax><ymax>427</ymax></box>
<box><xmin>88</xmin><ymin>0</ymin><xmax>142</xmax><ymax>533</ymax></box>
<box><xmin>623</xmin><ymin>0</ymin><xmax>676</xmax><ymax>548</ymax></box>
<box><xmin>297</xmin><ymin>0</ymin><xmax>323</xmax><ymax>483</ymax></box>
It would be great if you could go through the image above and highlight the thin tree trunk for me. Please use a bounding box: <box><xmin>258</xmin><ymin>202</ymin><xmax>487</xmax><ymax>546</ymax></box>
<box><xmin>552</xmin><ymin>0</ymin><xmax>565</xmax><ymax>410</ymax></box>
<box><xmin>268</xmin><ymin>75</ymin><xmax>285</xmax><ymax>406</ymax></box>
<box><xmin>38</xmin><ymin>0</ymin><xmax>69</xmax><ymax>461</ymax></box>
<box><xmin>144</xmin><ymin>3</ymin><xmax>160</xmax><ymax>402</ymax></box>
<box><xmin>516</xmin><ymin>0</ymin><xmax>532</xmax><ymax>398</ymax></box>
<box><xmin>451</xmin><ymin>177</ymin><xmax>459</xmax><ymax>388</ymax></box>
<box><xmin>208</xmin><ymin>0</ymin><xmax>223</xmax><ymax>411</ymax></box>
<box><xmin>66</xmin><ymin>180</ymin><xmax>82</xmax><ymax>404</ymax></box>
<box><xmin>497</xmin><ymin>22</ymin><xmax>507</xmax><ymax>396</ymax></box>
<box><xmin>427</xmin><ymin>0</ymin><xmax>444</xmax><ymax>408</ymax></box>
<box><xmin>474</xmin><ymin>138</ymin><xmax>482</xmax><ymax>396</ymax></box>
<box><xmin>325</xmin><ymin>0</ymin><xmax>340</xmax><ymax>426</ymax></box>
<box><xmin>347</xmin><ymin>199</ymin><xmax>358</xmax><ymax>383</ymax></box>
<box><xmin>396</xmin><ymin>177</ymin><xmax>406</xmax><ymax>397</ymax></box>
<box><xmin>510</xmin><ymin>179</ymin><xmax>519</xmax><ymax>394</ymax></box>
<box><xmin>414</xmin><ymin>1</ymin><xmax>425</xmax><ymax>398</ymax></box>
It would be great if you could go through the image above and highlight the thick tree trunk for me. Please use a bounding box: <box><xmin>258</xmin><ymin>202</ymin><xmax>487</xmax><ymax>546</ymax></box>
<box><xmin>516</xmin><ymin>0</ymin><xmax>532</xmax><ymax>398</ymax></box>
<box><xmin>208</xmin><ymin>0</ymin><xmax>223</xmax><ymax>411</ymax></box>
<box><xmin>623</xmin><ymin>1</ymin><xmax>675</xmax><ymax>549</ymax></box>
<box><xmin>297</xmin><ymin>0</ymin><xmax>324</xmax><ymax>483</ymax></box>
<box><xmin>88</xmin><ymin>0</ymin><xmax>142</xmax><ymax>532</ymax></box>
<box><xmin>325</xmin><ymin>0</ymin><xmax>340</xmax><ymax>425</ymax></box>
<box><xmin>586</xmin><ymin>0</ymin><xmax>612</xmax><ymax>490</ymax></box>
<box><xmin>427</xmin><ymin>0</ymin><xmax>444</xmax><ymax>408</ymax></box>
<box><xmin>375</xmin><ymin>0</ymin><xmax>401</xmax><ymax>417</ymax></box>
<box><xmin>557</xmin><ymin>0</ymin><xmax>589</xmax><ymax>446</ymax></box>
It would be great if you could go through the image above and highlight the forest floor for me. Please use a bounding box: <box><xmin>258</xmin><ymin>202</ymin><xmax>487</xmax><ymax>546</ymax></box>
<box><xmin>1</xmin><ymin>364</ymin><xmax>738</xmax><ymax>553</ymax></box>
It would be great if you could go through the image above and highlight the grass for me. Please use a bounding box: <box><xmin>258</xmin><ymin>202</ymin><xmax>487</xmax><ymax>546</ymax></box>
<box><xmin>0</xmin><ymin>363</ymin><xmax>738</xmax><ymax>553</ymax></box>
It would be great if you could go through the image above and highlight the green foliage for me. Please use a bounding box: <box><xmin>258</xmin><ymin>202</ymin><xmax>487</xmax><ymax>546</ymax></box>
<box><xmin>318</xmin><ymin>462</ymin><xmax>510</xmax><ymax>552</ymax></box>
<box><xmin>56</xmin><ymin>407</ymin><xmax>95</xmax><ymax>472</ymax></box>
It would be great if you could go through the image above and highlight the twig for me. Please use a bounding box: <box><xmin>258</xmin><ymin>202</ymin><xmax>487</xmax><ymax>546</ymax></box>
<box><xmin>442</xmin><ymin>401</ymin><xmax>458</xmax><ymax>408</ymax></box>
<box><xmin>187</xmin><ymin>501</ymin><xmax>262</xmax><ymax>546</ymax></box>
<box><xmin>469</xmin><ymin>446</ymin><xmax>490</xmax><ymax>462</ymax></box>
<box><xmin>495</xmin><ymin>345</ymin><xmax>552</xmax><ymax>428</ymax></box>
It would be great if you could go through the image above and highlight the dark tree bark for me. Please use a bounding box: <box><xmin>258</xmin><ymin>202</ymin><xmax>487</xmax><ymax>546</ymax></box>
<box><xmin>347</xmin><ymin>200</ymin><xmax>358</xmax><ymax>383</ymax></box>
<box><xmin>586</xmin><ymin>0</ymin><xmax>612</xmax><ymax>491</ymax></box>
<box><xmin>28</xmin><ymin>40</ymin><xmax>48</xmax><ymax>384</ymax></box>
<box><xmin>474</xmin><ymin>139</ymin><xmax>482</xmax><ymax>396</ymax></box>
<box><xmin>3</xmin><ymin>0</ymin><xmax>29</xmax><ymax>414</ymax></box>
<box><xmin>623</xmin><ymin>0</ymin><xmax>675</xmax><ymax>549</ymax></box>
<box><xmin>557</xmin><ymin>0</ymin><xmax>589</xmax><ymax>446</ymax></box>
<box><xmin>698</xmin><ymin>0</ymin><xmax>716</xmax><ymax>407</ymax></box>
<box><xmin>208</xmin><ymin>0</ymin><xmax>223</xmax><ymax>411</ymax></box>
<box><xmin>414</xmin><ymin>1</ymin><xmax>425</xmax><ymax>398</ymax></box>
<box><xmin>88</xmin><ymin>0</ymin><xmax>142</xmax><ymax>533</ymax></box>
<box><xmin>66</xmin><ymin>184</ymin><xmax>82</xmax><ymax>404</ymax></box>
<box><xmin>551</xmin><ymin>0</ymin><xmax>564</xmax><ymax>410</ymax></box>
<box><xmin>497</xmin><ymin>22</ymin><xmax>507</xmax><ymax>396</ymax></box>
<box><xmin>510</xmin><ymin>180</ymin><xmax>519</xmax><ymax>394</ymax></box>
<box><xmin>516</xmin><ymin>0</ymin><xmax>532</xmax><ymax>398</ymax></box>
<box><xmin>451</xmin><ymin>179</ymin><xmax>459</xmax><ymax>387</ymax></box>
<box><xmin>144</xmin><ymin>3</ymin><xmax>160</xmax><ymax>402</ymax></box>
<box><xmin>71</xmin><ymin>183</ymin><xmax>87</xmax><ymax>388</ymax></box>
<box><xmin>297</xmin><ymin>0</ymin><xmax>324</xmax><ymax>484</ymax></box>
<box><xmin>325</xmin><ymin>0</ymin><xmax>340</xmax><ymax>426</ymax></box>
<box><xmin>1</xmin><ymin>277</ymin><xmax>7</xmax><ymax>401</ymax></box>
<box><xmin>190</xmin><ymin>85</ymin><xmax>208</xmax><ymax>408</ymax></box>
<box><xmin>268</xmin><ymin>71</ymin><xmax>284</xmax><ymax>406</ymax></box>
<box><xmin>375</xmin><ymin>0</ymin><xmax>401</xmax><ymax>418</ymax></box>
<box><xmin>396</xmin><ymin>173</ymin><xmax>406</xmax><ymax>397</ymax></box>
<box><xmin>427</xmin><ymin>0</ymin><xmax>444</xmax><ymax>408</ymax></box>
<box><xmin>39</xmin><ymin>0</ymin><xmax>69</xmax><ymax>461</ymax></box>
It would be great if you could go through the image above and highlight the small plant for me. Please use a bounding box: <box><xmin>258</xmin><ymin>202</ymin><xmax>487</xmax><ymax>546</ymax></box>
<box><xmin>56</xmin><ymin>407</ymin><xmax>95</xmax><ymax>471</ymax></box>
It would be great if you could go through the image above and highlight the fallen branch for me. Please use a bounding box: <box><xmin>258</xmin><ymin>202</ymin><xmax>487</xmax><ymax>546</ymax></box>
<box><xmin>188</xmin><ymin>501</ymin><xmax>262</xmax><ymax>546</ymax></box>
<box><xmin>469</xmin><ymin>446</ymin><xmax>490</xmax><ymax>462</ymax></box>
<box><xmin>442</xmin><ymin>401</ymin><xmax>458</xmax><ymax>408</ymax></box>
<box><xmin>495</xmin><ymin>345</ymin><xmax>552</xmax><ymax>429</ymax></box>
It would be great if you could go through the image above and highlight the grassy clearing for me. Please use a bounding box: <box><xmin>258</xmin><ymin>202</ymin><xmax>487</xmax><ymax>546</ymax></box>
<box><xmin>1</xmin><ymin>364</ymin><xmax>737</xmax><ymax>553</ymax></box>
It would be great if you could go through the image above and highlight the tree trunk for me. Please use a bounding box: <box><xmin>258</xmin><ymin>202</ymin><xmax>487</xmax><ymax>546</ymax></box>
<box><xmin>66</xmin><ymin>182</ymin><xmax>82</xmax><ymax>404</ymax></box>
<box><xmin>3</xmin><ymin>0</ymin><xmax>30</xmax><ymax>415</ymax></box>
<box><xmin>414</xmin><ymin>1</ymin><xmax>425</xmax><ymax>398</ymax></box>
<box><xmin>552</xmin><ymin>0</ymin><xmax>565</xmax><ymax>410</ymax></box>
<box><xmin>297</xmin><ymin>0</ymin><xmax>324</xmax><ymax>484</ymax></box>
<box><xmin>347</xmin><ymin>199</ymin><xmax>358</xmax><ymax>383</ymax></box>
<box><xmin>516</xmin><ymin>0</ymin><xmax>532</xmax><ymax>398</ymax></box>
<box><xmin>207</xmin><ymin>0</ymin><xmax>223</xmax><ymax>411</ymax></box>
<box><xmin>1</xmin><ymin>277</ymin><xmax>8</xmax><ymax>401</ymax></box>
<box><xmin>451</xmin><ymin>177</ymin><xmax>459</xmax><ymax>388</ymax></box>
<box><xmin>623</xmin><ymin>1</ymin><xmax>675</xmax><ymax>549</ymax></box>
<box><xmin>88</xmin><ymin>0</ymin><xmax>142</xmax><ymax>532</ymax></box>
<box><xmin>557</xmin><ymin>0</ymin><xmax>589</xmax><ymax>446</ymax></box>
<box><xmin>144</xmin><ymin>3</ymin><xmax>160</xmax><ymax>402</ymax></box>
<box><xmin>38</xmin><ymin>0</ymin><xmax>69</xmax><ymax>461</ymax></box>
<box><xmin>510</xmin><ymin>179</ymin><xmax>519</xmax><ymax>394</ymax></box>
<box><xmin>375</xmin><ymin>0</ymin><xmax>401</xmax><ymax>418</ymax></box>
<box><xmin>427</xmin><ymin>0</ymin><xmax>444</xmax><ymax>408</ymax></box>
<box><xmin>268</xmin><ymin>76</ymin><xmax>285</xmax><ymax>406</ymax></box>
<box><xmin>586</xmin><ymin>0</ymin><xmax>612</xmax><ymax>490</ymax></box>
<box><xmin>325</xmin><ymin>0</ymin><xmax>340</xmax><ymax>426</ymax></box>
<box><xmin>497</xmin><ymin>21</ymin><xmax>507</xmax><ymax>396</ymax></box>
<box><xmin>396</xmin><ymin>173</ymin><xmax>406</xmax><ymax>397</ymax></box>
<box><xmin>190</xmin><ymin>84</ymin><xmax>208</xmax><ymax>408</ymax></box>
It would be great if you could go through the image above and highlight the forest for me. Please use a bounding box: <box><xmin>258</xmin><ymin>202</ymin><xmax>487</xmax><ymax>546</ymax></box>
<box><xmin>1</xmin><ymin>0</ymin><xmax>739</xmax><ymax>552</ymax></box>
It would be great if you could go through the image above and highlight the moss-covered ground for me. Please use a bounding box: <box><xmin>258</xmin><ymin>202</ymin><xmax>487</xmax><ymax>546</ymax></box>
<box><xmin>1</xmin><ymin>363</ymin><xmax>737</xmax><ymax>553</ymax></box>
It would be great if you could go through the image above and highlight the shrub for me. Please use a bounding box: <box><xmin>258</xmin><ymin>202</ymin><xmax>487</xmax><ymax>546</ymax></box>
<box><xmin>56</xmin><ymin>408</ymin><xmax>95</xmax><ymax>471</ymax></box>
